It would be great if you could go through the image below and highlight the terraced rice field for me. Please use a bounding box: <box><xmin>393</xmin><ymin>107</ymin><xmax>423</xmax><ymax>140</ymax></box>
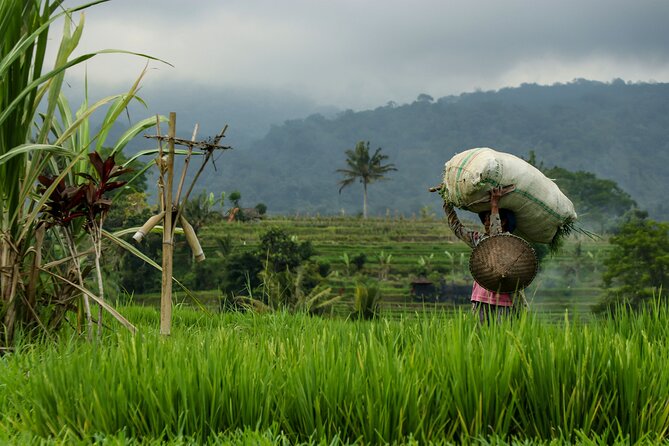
<box><xmin>159</xmin><ymin>216</ymin><xmax>611</xmax><ymax>318</ymax></box>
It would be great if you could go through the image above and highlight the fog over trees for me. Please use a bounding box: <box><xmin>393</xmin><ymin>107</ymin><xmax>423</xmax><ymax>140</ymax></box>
<box><xmin>117</xmin><ymin>80</ymin><xmax>669</xmax><ymax>222</ymax></box>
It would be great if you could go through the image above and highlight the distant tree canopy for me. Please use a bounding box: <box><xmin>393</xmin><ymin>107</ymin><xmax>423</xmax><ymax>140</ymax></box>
<box><xmin>201</xmin><ymin>80</ymin><xmax>669</xmax><ymax>219</ymax></box>
<box><xmin>221</xmin><ymin>227</ymin><xmax>315</xmax><ymax>297</ymax></box>
<box><xmin>415</xmin><ymin>93</ymin><xmax>434</xmax><ymax>103</ymax></box>
<box><xmin>600</xmin><ymin>211</ymin><xmax>669</xmax><ymax>308</ymax></box>
<box><xmin>542</xmin><ymin>166</ymin><xmax>636</xmax><ymax>231</ymax></box>
<box><xmin>525</xmin><ymin>151</ymin><xmax>637</xmax><ymax>231</ymax></box>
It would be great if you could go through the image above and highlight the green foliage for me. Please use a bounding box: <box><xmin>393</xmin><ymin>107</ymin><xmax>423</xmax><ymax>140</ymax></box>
<box><xmin>122</xmin><ymin>216</ymin><xmax>608</xmax><ymax>317</ymax></box>
<box><xmin>340</xmin><ymin>252</ymin><xmax>352</xmax><ymax>277</ymax></box>
<box><xmin>212</xmin><ymin>234</ymin><xmax>234</xmax><ymax>257</ymax></box>
<box><xmin>256</xmin><ymin>262</ymin><xmax>337</xmax><ymax>313</ymax></box>
<box><xmin>259</xmin><ymin>228</ymin><xmax>314</xmax><ymax>273</ymax></box>
<box><xmin>542</xmin><ymin>165</ymin><xmax>636</xmax><ymax>231</ymax></box>
<box><xmin>206</xmin><ymin>80</ymin><xmax>669</xmax><ymax>219</ymax></box>
<box><xmin>317</xmin><ymin>261</ymin><xmax>331</xmax><ymax>278</ymax></box>
<box><xmin>377</xmin><ymin>250</ymin><xmax>393</xmax><ymax>280</ymax></box>
<box><xmin>104</xmin><ymin>191</ymin><xmax>152</xmax><ymax>231</ymax></box>
<box><xmin>221</xmin><ymin>251</ymin><xmax>264</xmax><ymax>296</ymax></box>
<box><xmin>255</xmin><ymin>202</ymin><xmax>268</xmax><ymax>215</ymax></box>
<box><xmin>600</xmin><ymin>212</ymin><xmax>669</xmax><ymax>307</ymax></box>
<box><xmin>5</xmin><ymin>307</ymin><xmax>669</xmax><ymax>444</ymax></box>
<box><xmin>219</xmin><ymin>228</ymin><xmax>317</xmax><ymax>300</ymax></box>
<box><xmin>337</xmin><ymin>141</ymin><xmax>397</xmax><ymax>218</ymax></box>
<box><xmin>116</xmin><ymin>233</ymin><xmax>162</xmax><ymax>295</ymax></box>
<box><xmin>213</xmin><ymin>228</ymin><xmax>336</xmax><ymax>312</ymax></box>
<box><xmin>183</xmin><ymin>189</ymin><xmax>224</xmax><ymax>233</ymax></box>
<box><xmin>350</xmin><ymin>252</ymin><xmax>366</xmax><ymax>272</ymax></box>
<box><xmin>182</xmin><ymin>257</ymin><xmax>225</xmax><ymax>291</ymax></box>
<box><xmin>416</xmin><ymin>253</ymin><xmax>434</xmax><ymax>276</ymax></box>
<box><xmin>229</xmin><ymin>190</ymin><xmax>241</xmax><ymax>207</ymax></box>
<box><xmin>0</xmin><ymin>0</ymin><xmax>162</xmax><ymax>344</ymax></box>
<box><xmin>351</xmin><ymin>280</ymin><xmax>381</xmax><ymax>320</ymax></box>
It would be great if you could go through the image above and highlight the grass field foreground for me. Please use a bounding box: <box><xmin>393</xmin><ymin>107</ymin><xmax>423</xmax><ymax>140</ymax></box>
<box><xmin>1</xmin><ymin>305</ymin><xmax>668</xmax><ymax>445</ymax></box>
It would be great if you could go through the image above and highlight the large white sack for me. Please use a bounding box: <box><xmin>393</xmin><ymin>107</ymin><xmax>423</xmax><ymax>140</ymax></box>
<box><xmin>441</xmin><ymin>147</ymin><xmax>577</xmax><ymax>244</ymax></box>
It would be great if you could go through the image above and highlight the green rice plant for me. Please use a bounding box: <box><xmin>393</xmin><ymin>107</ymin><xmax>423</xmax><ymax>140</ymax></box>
<box><xmin>3</xmin><ymin>304</ymin><xmax>669</xmax><ymax>444</ymax></box>
<box><xmin>507</xmin><ymin>305</ymin><xmax>669</xmax><ymax>444</ymax></box>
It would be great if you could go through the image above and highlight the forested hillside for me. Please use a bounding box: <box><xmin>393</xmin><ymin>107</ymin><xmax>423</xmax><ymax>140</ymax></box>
<box><xmin>198</xmin><ymin>80</ymin><xmax>669</xmax><ymax>220</ymax></box>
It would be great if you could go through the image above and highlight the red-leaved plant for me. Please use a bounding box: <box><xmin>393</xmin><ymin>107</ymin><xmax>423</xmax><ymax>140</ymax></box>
<box><xmin>78</xmin><ymin>151</ymin><xmax>132</xmax><ymax>228</ymax></box>
<box><xmin>37</xmin><ymin>176</ymin><xmax>87</xmax><ymax>228</ymax></box>
<box><xmin>38</xmin><ymin>151</ymin><xmax>132</xmax><ymax>339</ymax></box>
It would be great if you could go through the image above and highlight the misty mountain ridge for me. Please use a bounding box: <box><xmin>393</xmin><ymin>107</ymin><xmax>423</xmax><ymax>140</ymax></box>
<box><xmin>191</xmin><ymin>79</ymin><xmax>668</xmax><ymax>221</ymax></box>
<box><xmin>65</xmin><ymin>81</ymin><xmax>340</xmax><ymax>149</ymax></box>
<box><xmin>99</xmin><ymin>79</ymin><xmax>667</xmax><ymax>221</ymax></box>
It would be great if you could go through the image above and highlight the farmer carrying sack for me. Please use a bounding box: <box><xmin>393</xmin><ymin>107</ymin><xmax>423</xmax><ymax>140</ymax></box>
<box><xmin>441</xmin><ymin>147</ymin><xmax>577</xmax><ymax>245</ymax></box>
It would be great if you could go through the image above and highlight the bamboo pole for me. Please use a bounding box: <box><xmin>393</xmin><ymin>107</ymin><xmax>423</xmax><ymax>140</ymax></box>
<box><xmin>180</xmin><ymin>215</ymin><xmax>205</xmax><ymax>262</ymax></box>
<box><xmin>160</xmin><ymin>112</ymin><xmax>176</xmax><ymax>336</ymax></box>
<box><xmin>180</xmin><ymin>125</ymin><xmax>228</xmax><ymax>207</ymax></box>
<box><xmin>174</xmin><ymin>123</ymin><xmax>198</xmax><ymax>207</ymax></box>
<box><xmin>132</xmin><ymin>211</ymin><xmax>166</xmax><ymax>243</ymax></box>
<box><xmin>156</xmin><ymin>115</ymin><xmax>166</xmax><ymax>214</ymax></box>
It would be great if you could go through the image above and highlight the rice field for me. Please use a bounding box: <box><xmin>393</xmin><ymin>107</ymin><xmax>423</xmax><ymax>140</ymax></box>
<box><xmin>154</xmin><ymin>215</ymin><xmax>609</xmax><ymax>319</ymax></box>
<box><xmin>2</xmin><ymin>3</ymin><xmax>655</xmax><ymax>444</ymax></box>
<box><xmin>1</xmin><ymin>304</ymin><xmax>668</xmax><ymax>445</ymax></box>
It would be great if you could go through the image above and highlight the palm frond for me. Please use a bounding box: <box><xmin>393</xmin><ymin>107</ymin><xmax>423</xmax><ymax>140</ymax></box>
<box><xmin>338</xmin><ymin>176</ymin><xmax>357</xmax><ymax>193</ymax></box>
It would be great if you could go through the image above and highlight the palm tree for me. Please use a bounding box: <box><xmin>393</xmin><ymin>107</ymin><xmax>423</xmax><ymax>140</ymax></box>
<box><xmin>337</xmin><ymin>141</ymin><xmax>397</xmax><ymax>218</ymax></box>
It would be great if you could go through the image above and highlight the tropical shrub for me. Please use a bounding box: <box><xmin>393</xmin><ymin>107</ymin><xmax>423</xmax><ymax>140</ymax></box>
<box><xmin>0</xmin><ymin>0</ymin><xmax>162</xmax><ymax>344</ymax></box>
<box><xmin>351</xmin><ymin>280</ymin><xmax>382</xmax><ymax>320</ymax></box>
<box><xmin>600</xmin><ymin>210</ymin><xmax>669</xmax><ymax>309</ymax></box>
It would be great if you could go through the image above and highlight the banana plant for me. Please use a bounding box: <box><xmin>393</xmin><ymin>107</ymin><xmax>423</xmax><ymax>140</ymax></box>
<box><xmin>417</xmin><ymin>253</ymin><xmax>434</xmax><ymax>276</ymax></box>
<box><xmin>340</xmin><ymin>252</ymin><xmax>352</xmax><ymax>277</ymax></box>
<box><xmin>377</xmin><ymin>250</ymin><xmax>393</xmax><ymax>280</ymax></box>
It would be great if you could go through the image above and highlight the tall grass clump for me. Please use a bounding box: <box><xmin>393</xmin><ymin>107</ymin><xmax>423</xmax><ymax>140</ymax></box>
<box><xmin>0</xmin><ymin>0</ymin><xmax>164</xmax><ymax>345</ymax></box>
<box><xmin>2</xmin><ymin>304</ymin><xmax>669</xmax><ymax>444</ymax></box>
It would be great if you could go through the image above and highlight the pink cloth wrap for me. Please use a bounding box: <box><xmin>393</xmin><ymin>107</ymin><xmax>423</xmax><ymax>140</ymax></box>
<box><xmin>470</xmin><ymin>282</ymin><xmax>513</xmax><ymax>306</ymax></box>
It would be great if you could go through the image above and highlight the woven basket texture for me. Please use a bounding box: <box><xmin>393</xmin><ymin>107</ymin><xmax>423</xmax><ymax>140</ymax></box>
<box><xmin>469</xmin><ymin>234</ymin><xmax>538</xmax><ymax>292</ymax></box>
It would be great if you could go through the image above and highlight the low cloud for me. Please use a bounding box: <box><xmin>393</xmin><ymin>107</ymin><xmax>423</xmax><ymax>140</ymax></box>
<box><xmin>58</xmin><ymin>0</ymin><xmax>669</xmax><ymax>109</ymax></box>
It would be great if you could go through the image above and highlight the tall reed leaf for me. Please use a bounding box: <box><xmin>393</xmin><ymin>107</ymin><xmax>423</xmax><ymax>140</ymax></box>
<box><xmin>0</xmin><ymin>0</ymin><xmax>168</xmax><ymax>343</ymax></box>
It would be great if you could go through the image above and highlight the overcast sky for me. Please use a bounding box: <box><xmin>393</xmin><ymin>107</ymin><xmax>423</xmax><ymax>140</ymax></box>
<box><xmin>58</xmin><ymin>0</ymin><xmax>669</xmax><ymax>110</ymax></box>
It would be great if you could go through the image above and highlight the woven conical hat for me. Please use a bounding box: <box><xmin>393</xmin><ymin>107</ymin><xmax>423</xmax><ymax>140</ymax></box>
<box><xmin>469</xmin><ymin>234</ymin><xmax>538</xmax><ymax>292</ymax></box>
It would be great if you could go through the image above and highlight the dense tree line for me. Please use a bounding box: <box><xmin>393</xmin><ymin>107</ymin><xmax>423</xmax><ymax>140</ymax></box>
<box><xmin>202</xmin><ymin>80</ymin><xmax>669</xmax><ymax>221</ymax></box>
<box><xmin>598</xmin><ymin>210</ymin><xmax>669</xmax><ymax>310</ymax></box>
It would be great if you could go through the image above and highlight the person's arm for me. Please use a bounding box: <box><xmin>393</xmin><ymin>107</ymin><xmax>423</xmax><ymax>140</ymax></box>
<box><xmin>489</xmin><ymin>185</ymin><xmax>515</xmax><ymax>235</ymax></box>
<box><xmin>443</xmin><ymin>201</ymin><xmax>480</xmax><ymax>248</ymax></box>
<box><xmin>489</xmin><ymin>188</ymin><xmax>503</xmax><ymax>236</ymax></box>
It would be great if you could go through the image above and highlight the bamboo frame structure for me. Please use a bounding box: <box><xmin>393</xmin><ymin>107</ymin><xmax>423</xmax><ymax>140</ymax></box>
<box><xmin>136</xmin><ymin>113</ymin><xmax>231</xmax><ymax>335</ymax></box>
<box><xmin>160</xmin><ymin>112</ymin><xmax>176</xmax><ymax>335</ymax></box>
<box><xmin>132</xmin><ymin>211</ymin><xmax>165</xmax><ymax>243</ymax></box>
